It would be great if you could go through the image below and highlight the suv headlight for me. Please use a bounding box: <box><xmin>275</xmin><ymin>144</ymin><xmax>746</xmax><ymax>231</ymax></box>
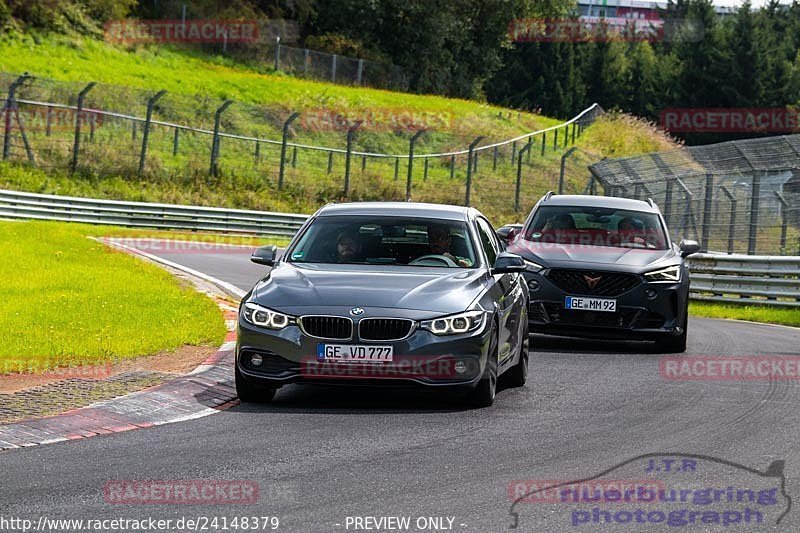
<box><xmin>420</xmin><ymin>310</ymin><xmax>486</xmax><ymax>335</ymax></box>
<box><xmin>644</xmin><ymin>265</ymin><xmax>681</xmax><ymax>282</ymax></box>
<box><xmin>242</xmin><ymin>302</ymin><xmax>295</xmax><ymax>329</ymax></box>
<box><xmin>524</xmin><ymin>259</ymin><xmax>544</xmax><ymax>272</ymax></box>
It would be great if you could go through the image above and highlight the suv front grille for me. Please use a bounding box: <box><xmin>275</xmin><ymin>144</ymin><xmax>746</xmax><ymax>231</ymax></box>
<box><xmin>299</xmin><ymin>316</ymin><xmax>353</xmax><ymax>339</ymax></box>
<box><xmin>358</xmin><ymin>318</ymin><xmax>414</xmax><ymax>341</ymax></box>
<box><xmin>546</xmin><ymin>269</ymin><xmax>640</xmax><ymax>297</ymax></box>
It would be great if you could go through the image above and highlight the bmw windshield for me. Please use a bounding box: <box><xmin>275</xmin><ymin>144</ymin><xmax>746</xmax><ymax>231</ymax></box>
<box><xmin>287</xmin><ymin>216</ymin><xmax>478</xmax><ymax>268</ymax></box>
<box><xmin>523</xmin><ymin>206</ymin><xmax>669</xmax><ymax>250</ymax></box>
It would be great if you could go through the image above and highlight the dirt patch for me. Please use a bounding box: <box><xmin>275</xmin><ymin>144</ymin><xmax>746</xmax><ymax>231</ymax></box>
<box><xmin>0</xmin><ymin>345</ymin><xmax>219</xmax><ymax>394</ymax></box>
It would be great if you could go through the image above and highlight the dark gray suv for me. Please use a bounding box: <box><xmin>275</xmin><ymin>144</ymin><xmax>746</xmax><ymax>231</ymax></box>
<box><xmin>505</xmin><ymin>193</ymin><xmax>699</xmax><ymax>352</ymax></box>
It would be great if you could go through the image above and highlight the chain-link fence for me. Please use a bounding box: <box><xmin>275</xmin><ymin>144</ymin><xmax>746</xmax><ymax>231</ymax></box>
<box><xmin>0</xmin><ymin>72</ymin><xmax>603</xmax><ymax>221</ymax></box>
<box><xmin>273</xmin><ymin>43</ymin><xmax>409</xmax><ymax>91</ymax></box>
<box><xmin>588</xmin><ymin>137</ymin><xmax>800</xmax><ymax>255</ymax></box>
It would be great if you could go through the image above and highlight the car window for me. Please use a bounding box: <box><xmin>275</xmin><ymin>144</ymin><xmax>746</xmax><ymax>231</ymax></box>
<box><xmin>288</xmin><ymin>215</ymin><xmax>477</xmax><ymax>268</ymax></box>
<box><xmin>476</xmin><ymin>218</ymin><xmax>500</xmax><ymax>265</ymax></box>
<box><xmin>523</xmin><ymin>205</ymin><xmax>668</xmax><ymax>250</ymax></box>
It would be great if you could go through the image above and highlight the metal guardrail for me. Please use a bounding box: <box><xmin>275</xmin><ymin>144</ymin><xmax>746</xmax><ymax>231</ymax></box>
<box><xmin>688</xmin><ymin>253</ymin><xmax>800</xmax><ymax>307</ymax></box>
<box><xmin>0</xmin><ymin>189</ymin><xmax>309</xmax><ymax>236</ymax></box>
<box><xmin>6</xmin><ymin>189</ymin><xmax>795</xmax><ymax>308</ymax></box>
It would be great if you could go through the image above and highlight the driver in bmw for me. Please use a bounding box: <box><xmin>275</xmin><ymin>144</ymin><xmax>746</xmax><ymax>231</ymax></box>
<box><xmin>427</xmin><ymin>225</ymin><xmax>472</xmax><ymax>267</ymax></box>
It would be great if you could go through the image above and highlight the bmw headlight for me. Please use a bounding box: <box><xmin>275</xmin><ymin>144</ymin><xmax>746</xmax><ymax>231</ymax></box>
<box><xmin>644</xmin><ymin>265</ymin><xmax>681</xmax><ymax>282</ymax></box>
<box><xmin>242</xmin><ymin>302</ymin><xmax>295</xmax><ymax>329</ymax></box>
<box><xmin>524</xmin><ymin>259</ymin><xmax>544</xmax><ymax>272</ymax></box>
<box><xmin>421</xmin><ymin>310</ymin><xmax>486</xmax><ymax>335</ymax></box>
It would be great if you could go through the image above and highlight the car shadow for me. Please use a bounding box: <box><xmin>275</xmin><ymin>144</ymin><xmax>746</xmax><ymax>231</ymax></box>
<box><xmin>229</xmin><ymin>380</ymin><xmax>523</xmax><ymax>415</ymax></box>
<box><xmin>532</xmin><ymin>333</ymin><xmax>664</xmax><ymax>355</ymax></box>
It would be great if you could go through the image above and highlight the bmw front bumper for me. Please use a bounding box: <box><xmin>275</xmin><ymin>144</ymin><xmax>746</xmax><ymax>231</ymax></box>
<box><xmin>236</xmin><ymin>307</ymin><xmax>494</xmax><ymax>389</ymax></box>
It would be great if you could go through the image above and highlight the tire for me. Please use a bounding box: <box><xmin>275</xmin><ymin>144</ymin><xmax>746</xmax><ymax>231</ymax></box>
<box><xmin>467</xmin><ymin>326</ymin><xmax>498</xmax><ymax>408</ymax></box>
<box><xmin>504</xmin><ymin>320</ymin><xmax>530</xmax><ymax>388</ymax></box>
<box><xmin>235</xmin><ymin>365</ymin><xmax>277</xmax><ymax>403</ymax></box>
<box><xmin>657</xmin><ymin>303</ymin><xmax>688</xmax><ymax>353</ymax></box>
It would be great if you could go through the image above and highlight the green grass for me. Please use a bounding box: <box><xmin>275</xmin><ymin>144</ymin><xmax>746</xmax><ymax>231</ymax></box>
<box><xmin>689</xmin><ymin>301</ymin><xmax>800</xmax><ymax>327</ymax></box>
<box><xmin>0</xmin><ymin>32</ymin><xmax>677</xmax><ymax>224</ymax></box>
<box><xmin>0</xmin><ymin>219</ymin><xmax>232</xmax><ymax>374</ymax></box>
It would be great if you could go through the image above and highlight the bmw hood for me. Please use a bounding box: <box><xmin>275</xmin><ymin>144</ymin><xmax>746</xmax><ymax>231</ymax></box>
<box><xmin>249</xmin><ymin>263</ymin><xmax>488</xmax><ymax>314</ymax></box>
<box><xmin>507</xmin><ymin>241</ymin><xmax>678</xmax><ymax>271</ymax></box>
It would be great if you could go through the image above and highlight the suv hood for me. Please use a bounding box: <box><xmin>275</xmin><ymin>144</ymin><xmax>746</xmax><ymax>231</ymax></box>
<box><xmin>250</xmin><ymin>263</ymin><xmax>488</xmax><ymax>314</ymax></box>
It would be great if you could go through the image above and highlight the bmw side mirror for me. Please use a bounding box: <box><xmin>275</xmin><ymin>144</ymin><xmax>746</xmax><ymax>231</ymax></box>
<box><xmin>492</xmin><ymin>252</ymin><xmax>526</xmax><ymax>274</ymax></box>
<box><xmin>679</xmin><ymin>239</ymin><xmax>700</xmax><ymax>258</ymax></box>
<box><xmin>251</xmin><ymin>244</ymin><xmax>278</xmax><ymax>266</ymax></box>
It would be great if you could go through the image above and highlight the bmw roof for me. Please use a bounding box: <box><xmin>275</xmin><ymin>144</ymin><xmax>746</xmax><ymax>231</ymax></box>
<box><xmin>316</xmin><ymin>202</ymin><xmax>477</xmax><ymax>221</ymax></box>
<box><xmin>538</xmin><ymin>194</ymin><xmax>660</xmax><ymax>212</ymax></box>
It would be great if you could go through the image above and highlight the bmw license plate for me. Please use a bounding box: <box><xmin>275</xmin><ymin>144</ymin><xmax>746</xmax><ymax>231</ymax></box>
<box><xmin>317</xmin><ymin>343</ymin><xmax>393</xmax><ymax>363</ymax></box>
<box><xmin>565</xmin><ymin>296</ymin><xmax>616</xmax><ymax>312</ymax></box>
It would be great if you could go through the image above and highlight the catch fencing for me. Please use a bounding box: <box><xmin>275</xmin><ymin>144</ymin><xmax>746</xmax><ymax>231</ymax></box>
<box><xmin>588</xmin><ymin>136</ymin><xmax>800</xmax><ymax>256</ymax></box>
<box><xmin>0</xmin><ymin>72</ymin><xmax>603</xmax><ymax>219</ymax></box>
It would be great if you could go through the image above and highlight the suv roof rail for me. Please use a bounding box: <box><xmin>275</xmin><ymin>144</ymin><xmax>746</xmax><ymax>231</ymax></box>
<box><xmin>647</xmin><ymin>197</ymin><xmax>657</xmax><ymax>209</ymax></box>
<box><xmin>543</xmin><ymin>191</ymin><xmax>555</xmax><ymax>201</ymax></box>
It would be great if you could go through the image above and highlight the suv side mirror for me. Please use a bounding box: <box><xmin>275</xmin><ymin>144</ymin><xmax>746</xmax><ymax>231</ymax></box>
<box><xmin>251</xmin><ymin>244</ymin><xmax>278</xmax><ymax>266</ymax></box>
<box><xmin>679</xmin><ymin>239</ymin><xmax>700</xmax><ymax>258</ymax></box>
<box><xmin>492</xmin><ymin>252</ymin><xmax>526</xmax><ymax>274</ymax></box>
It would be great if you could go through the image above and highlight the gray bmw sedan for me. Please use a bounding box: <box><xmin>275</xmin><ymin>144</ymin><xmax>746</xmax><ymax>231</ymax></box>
<box><xmin>236</xmin><ymin>202</ymin><xmax>530</xmax><ymax>407</ymax></box>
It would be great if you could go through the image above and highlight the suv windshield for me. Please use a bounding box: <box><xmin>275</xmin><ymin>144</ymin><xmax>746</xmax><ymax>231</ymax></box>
<box><xmin>288</xmin><ymin>216</ymin><xmax>477</xmax><ymax>268</ymax></box>
<box><xmin>524</xmin><ymin>206</ymin><xmax>669</xmax><ymax>250</ymax></box>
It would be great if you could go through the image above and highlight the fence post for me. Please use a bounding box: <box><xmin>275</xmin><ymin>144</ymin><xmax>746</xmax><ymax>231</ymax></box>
<box><xmin>406</xmin><ymin>129</ymin><xmax>426</xmax><ymax>201</ymax></box>
<box><xmin>515</xmin><ymin>140</ymin><xmax>533</xmax><ymax>211</ymax></box>
<box><xmin>331</xmin><ymin>54</ymin><xmax>338</xmax><ymax>83</ymax></box>
<box><xmin>357</xmin><ymin>59</ymin><xmax>364</xmax><ymax>85</ymax></box>
<box><xmin>361</xmin><ymin>154</ymin><xmax>366</xmax><ymax>172</ymax></box>
<box><xmin>472</xmin><ymin>151</ymin><xmax>479</xmax><ymax>174</ymax></box>
<box><xmin>664</xmin><ymin>178</ymin><xmax>674</xmax><ymax>226</ymax></box>
<box><xmin>511</xmin><ymin>141</ymin><xmax>517</xmax><ymax>164</ymax></box>
<box><xmin>554</xmin><ymin>129</ymin><xmax>558</xmax><ymax>151</ymax></box>
<box><xmin>291</xmin><ymin>146</ymin><xmax>297</xmax><ymax>168</ymax></box>
<box><xmin>328</xmin><ymin>151</ymin><xmax>334</xmax><ymax>174</ymax></box>
<box><xmin>571</xmin><ymin>123</ymin><xmax>576</xmax><ymax>144</ymax></box>
<box><xmin>274</xmin><ymin>37</ymin><xmax>281</xmax><ymax>71</ymax></box>
<box><xmin>748</xmin><ymin>173</ymin><xmax>761</xmax><ymax>255</ymax></box>
<box><xmin>209</xmin><ymin>100</ymin><xmax>233</xmax><ymax>177</ymax></box>
<box><xmin>278</xmin><ymin>111</ymin><xmax>300</xmax><ymax>189</ymax></box>
<box><xmin>541</xmin><ymin>133</ymin><xmax>546</xmax><ymax>156</ymax></box>
<box><xmin>450</xmin><ymin>155</ymin><xmax>455</xmax><ymax>179</ymax></box>
<box><xmin>775</xmin><ymin>191</ymin><xmax>789</xmax><ymax>254</ymax></box>
<box><xmin>46</xmin><ymin>106</ymin><xmax>53</xmax><ymax>137</ymax></box>
<box><xmin>493</xmin><ymin>145</ymin><xmax>498</xmax><ymax>170</ymax></box>
<box><xmin>138</xmin><ymin>89</ymin><xmax>166</xmax><ymax>175</ymax></box>
<box><xmin>3</xmin><ymin>74</ymin><xmax>31</xmax><ymax>161</ymax></box>
<box><xmin>423</xmin><ymin>157</ymin><xmax>429</xmax><ymax>180</ymax></box>
<box><xmin>69</xmin><ymin>82</ymin><xmax>96</xmax><ymax>173</ymax></box>
<box><xmin>558</xmin><ymin>147</ymin><xmax>578</xmax><ymax>195</ymax></box>
<box><xmin>701</xmin><ymin>173</ymin><xmax>714</xmax><ymax>250</ymax></box>
<box><xmin>464</xmin><ymin>136</ymin><xmax>484</xmax><ymax>207</ymax></box>
<box><xmin>344</xmin><ymin>122</ymin><xmax>361</xmax><ymax>196</ymax></box>
<box><xmin>720</xmin><ymin>186</ymin><xmax>736</xmax><ymax>254</ymax></box>
<box><xmin>394</xmin><ymin>157</ymin><xmax>399</xmax><ymax>181</ymax></box>
<box><xmin>303</xmin><ymin>48</ymin><xmax>309</xmax><ymax>76</ymax></box>
<box><xmin>563</xmin><ymin>125</ymin><xmax>569</xmax><ymax>148</ymax></box>
<box><xmin>253</xmin><ymin>140</ymin><xmax>259</xmax><ymax>161</ymax></box>
<box><xmin>132</xmin><ymin>121</ymin><xmax>137</xmax><ymax>141</ymax></box>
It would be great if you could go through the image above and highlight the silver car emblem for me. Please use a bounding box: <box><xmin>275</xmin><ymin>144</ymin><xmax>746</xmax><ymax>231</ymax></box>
<box><xmin>350</xmin><ymin>307</ymin><xmax>364</xmax><ymax>316</ymax></box>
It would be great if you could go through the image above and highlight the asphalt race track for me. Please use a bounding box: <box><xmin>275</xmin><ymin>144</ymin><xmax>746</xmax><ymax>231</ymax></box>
<box><xmin>2</xmin><ymin>241</ymin><xmax>800</xmax><ymax>532</ymax></box>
